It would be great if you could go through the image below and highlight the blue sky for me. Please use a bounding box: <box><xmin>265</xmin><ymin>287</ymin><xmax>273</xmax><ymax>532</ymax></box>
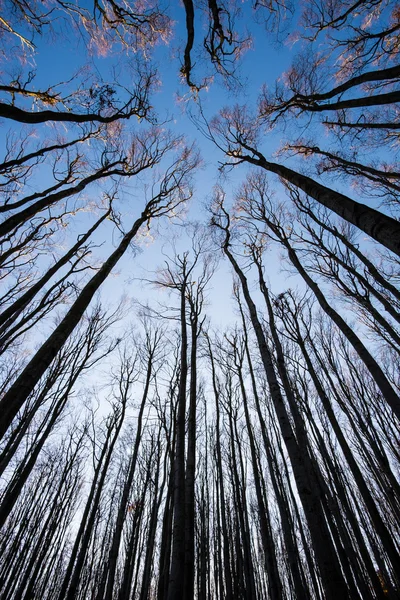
<box><xmin>2</xmin><ymin>0</ymin><xmax>386</xmax><ymax>347</ymax></box>
<box><xmin>2</xmin><ymin>1</ymin><xmax>299</xmax><ymax>333</ymax></box>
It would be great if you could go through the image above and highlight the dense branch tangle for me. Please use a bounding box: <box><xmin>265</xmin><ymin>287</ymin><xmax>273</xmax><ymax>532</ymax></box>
<box><xmin>1</xmin><ymin>2</ymin><xmax>399</xmax><ymax>600</ymax></box>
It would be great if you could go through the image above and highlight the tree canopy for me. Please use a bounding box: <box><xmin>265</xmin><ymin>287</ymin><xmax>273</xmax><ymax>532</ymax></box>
<box><xmin>0</xmin><ymin>1</ymin><xmax>399</xmax><ymax>599</ymax></box>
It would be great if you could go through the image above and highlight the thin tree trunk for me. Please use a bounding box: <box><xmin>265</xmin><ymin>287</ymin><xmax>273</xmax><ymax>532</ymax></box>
<box><xmin>167</xmin><ymin>284</ymin><xmax>188</xmax><ymax>600</ymax></box>
<box><xmin>0</xmin><ymin>209</ymin><xmax>148</xmax><ymax>438</ymax></box>
<box><xmin>217</xmin><ymin>225</ymin><xmax>350</xmax><ymax>599</ymax></box>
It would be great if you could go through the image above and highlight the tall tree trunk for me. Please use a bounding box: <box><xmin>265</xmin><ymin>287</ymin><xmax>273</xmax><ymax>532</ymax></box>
<box><xmin>0</xmin><ymin>209</ymin><xmax>149</xmax><ymax>438</ymax></box>
<box><xmin>234</xmin><ymin>338</ymin><xmax>283</xmax><ymax>600</ymax></box>
<box><xmin>167</xmin><ymin>284</ymin><xmax>188</xmax><ymax>600</ymax></box>
<box><xmin>183</xmin><ymin>314</ymin><xmax>198</xmax><ymax>600</ymax></box>
<box><xmin>99</xmin><ymin>346</ymin><xmax>155</xmax><ymax>600</ymax></box>
<box><xmin>263</xmin><ymin>219</ymin><xmax>400</xmax><ymax>419</ymax></box>
<box><xmin>207</xmin><ymin>335</ymin><xmax>233</xmax><ymax>600</ymax></box>
<box><xmin>236</xmin><ymin>296</ymin><xmax>312</xmax><ymax>599</ymax></box>
<box><xmin>215</xmin><ymin>220</ymin><xmax>351</xmax><ymax>599</ymax></box>
<box><xmin>237</xmin><ymin>147</ymin><xmax>400</xmax><ymax>255</ymax></box>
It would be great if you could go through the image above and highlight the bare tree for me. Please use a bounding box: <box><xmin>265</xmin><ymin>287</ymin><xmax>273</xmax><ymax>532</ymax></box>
<box><xmin>0</xmin><ymin>142</ymin><xmax>199</xmax><ymax>439</ymax></box>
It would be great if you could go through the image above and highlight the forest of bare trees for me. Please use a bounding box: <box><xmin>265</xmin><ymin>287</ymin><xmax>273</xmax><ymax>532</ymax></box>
<box><xmin>0</xmin><ymin>0</ymin><xmax>399</xmax><ymax>598</ymax></box>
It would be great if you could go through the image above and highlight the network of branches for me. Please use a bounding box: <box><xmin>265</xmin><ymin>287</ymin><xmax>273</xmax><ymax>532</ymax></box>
<box><xmin>0</xmin><ymin>1</ymin><xmax>399</xmax><ymax>599</ymax></box>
